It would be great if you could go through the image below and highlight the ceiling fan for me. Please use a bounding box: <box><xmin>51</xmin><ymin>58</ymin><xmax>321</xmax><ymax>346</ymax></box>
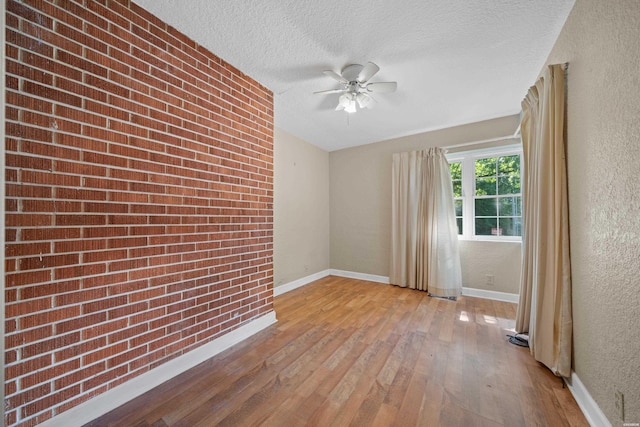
<box><xmin>314</xmin><ymin>62</ymin><xmax>397</xmax><ymax>113</ymax></box>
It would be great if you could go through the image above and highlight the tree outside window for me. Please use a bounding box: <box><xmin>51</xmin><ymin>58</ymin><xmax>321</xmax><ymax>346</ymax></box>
<box><xmin>448</xmin><ymin>146</ymin><xmax>522</xmax><ymax>240</ymax></box>
<box><xmin>450</xmin><ymin>161</ymin><xmax>463</xmax><ymax>234</ymax></box>
<box><xmin>474</xmin><ymin>155</ymin><xmax>521</xmax><ymax>237</ymax></box>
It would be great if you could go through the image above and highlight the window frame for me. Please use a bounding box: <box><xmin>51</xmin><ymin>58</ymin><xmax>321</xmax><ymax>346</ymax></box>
<box><xmin>447</xmin><ymin>144</ymin><xmax>523</xmax><ymax>242</ymax></box>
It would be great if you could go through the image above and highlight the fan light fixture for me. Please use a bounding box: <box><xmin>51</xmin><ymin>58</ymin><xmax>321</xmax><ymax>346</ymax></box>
<box><xmin>314</xmin><ymin>62</ymin><xmax>397</xmax><ymax>113</ymax></box>
<box><xmin>336</xmin><ymin>92</ymin><xmax>376</xmax><ymax>113</ymax></box>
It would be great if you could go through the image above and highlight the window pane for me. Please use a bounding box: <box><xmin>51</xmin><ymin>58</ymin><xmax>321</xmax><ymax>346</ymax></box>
<box><xmin>498</xmin><ymin>155</ymin><xmax>520</xmax><ymax>175</ymax></box>
<box><xmin>475</xmin><ymin>157</ymin><xmax>497</xmax><ymax>178</ymax></box>
<box><xmin>499</xmin><ymin>217</ymin><xmax>522</xmax><ymax>236</ymax></box>
<box><xmin>499</xmin><ymin>196</ymin><xmax>521</xmax><ymax>216</ymax></box>
<box><xmin>475</xmin><ymin>177</ymin><xmax>497</xmax><ymax>196</ymax></box>
<box><xmin>453</xmin><ymin>150</ymin><xmax>522</xmax><ymax>240</ymax></box>
<box><xmin>475</xmin><ymin>217</ymin><xmax>497</xmax><ymax>235</ymax></box>
<box><xmin>452</xmin><ymin>180</ymin><xmax>462</xmax><ymax>197</ymax></box>
<box><xmin>498</xmin><ymin>176</ymin><xmax>520</xmax><ymax>195</ymax></box>
<box><xmin>449</xmin><ymin>162</ymin><xmax>462</xmax><ymax>180</ymax></box>
<box><xmin>454</xmin><ymin>199</ymin><xmax>463</xmax><ymax>216</ymax></box>
<box><xmin>475</xmin><ymin>198</ymin><xmax>497</xmax><ymax>216</ymax></box>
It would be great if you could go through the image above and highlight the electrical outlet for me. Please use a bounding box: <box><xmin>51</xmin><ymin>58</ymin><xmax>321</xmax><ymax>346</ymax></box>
<box><xmin>615</xmin><ymin>390</ymin><xmax>624</xmax><ymax>421</ymax></box>
<box><xmin>485</xmin><ymin>274</ymin><xmax>495</xmax><ymax>286</ymax></box>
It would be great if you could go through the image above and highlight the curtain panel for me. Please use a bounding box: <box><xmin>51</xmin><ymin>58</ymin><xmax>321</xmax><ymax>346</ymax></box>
<box><xmin>390</xmin><ymin>148</ymin><xmax>462</xmax><ymax>297</ymax></box>
<box><xmin>516</xmin><ymin>64</ymin><xmax>573</xmax><ymax>377</ymax></box>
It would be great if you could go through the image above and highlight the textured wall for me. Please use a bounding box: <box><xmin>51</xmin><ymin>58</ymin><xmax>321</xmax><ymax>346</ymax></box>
<box><xmin>542</xmin><ymin>0</ymin><xmax>640</xmax><ymax>423</ymax></box>
<box><xmin>273</xmin><ymin>128</ymin><xmax>329</xmax><ymax>287</ymax></box>
<box><xmin>459</xmin><ymin>241</ymin><xmax>521</xmax><ymax>294</ymax></box>
<box><xmin>4</xmin><ymin>1</ymin><xmax>274</xmax><ymax>425</ymax></box>
<box><xmin>329</xmin><ymin>115</ymin><xmax>521</xmax><ymax>293</ymax></box>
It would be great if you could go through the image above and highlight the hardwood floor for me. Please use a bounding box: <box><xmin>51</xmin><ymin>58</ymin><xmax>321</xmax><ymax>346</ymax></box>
<box><xmin>85</xmin><ymin>276</ymin><xmax>588</xmax><ymax>427</ymax></box>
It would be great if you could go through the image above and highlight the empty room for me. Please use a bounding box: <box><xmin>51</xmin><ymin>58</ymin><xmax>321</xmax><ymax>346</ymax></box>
<box><xmin>2</xmin><ymin>0</ymin><xmax>639</xmax><ymax>426</ymax></box>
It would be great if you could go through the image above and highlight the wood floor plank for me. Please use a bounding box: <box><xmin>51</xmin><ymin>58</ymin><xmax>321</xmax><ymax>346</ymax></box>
<box><xmin>86</xmin><ymin>277</ymin><xmax>588</xmax><ymax>427</ymax></box>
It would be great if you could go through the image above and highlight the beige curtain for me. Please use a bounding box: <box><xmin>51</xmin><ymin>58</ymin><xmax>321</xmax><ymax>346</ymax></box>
<box><xmin>516</xmin><ymin>64</ymin><xmax>573</xmax><ymax>377</ymax></box>
<box><xmin>390</xmin><ymin>148</ymin><xmax>462</xmax><ymax>297</ymax></box>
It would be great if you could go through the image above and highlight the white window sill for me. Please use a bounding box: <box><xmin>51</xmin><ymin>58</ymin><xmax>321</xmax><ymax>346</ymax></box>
<box><xmin>457</xmin><ymin>236</ymin><xmax>522</xmax><ymax>243</ymax></box>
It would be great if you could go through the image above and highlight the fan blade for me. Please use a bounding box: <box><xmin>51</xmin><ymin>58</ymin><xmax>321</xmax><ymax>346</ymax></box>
<box><xmin>366</xmin><ymin>82</ymin><xmax>397</xmax><ymax>93</ymax></box>
<box><xmin>357</xmin><ymin>62</ymin><xmax>380</xmax><ymax>83</ymax></box>
<box><xmin>314</xmin><ymin>88</ymin><xmax>347</xmax><ymax>95</ymax></box>
<box><xmin>323</xmin><ymin>70</ymin><xmax>348</xmax><ymax>84</ymax></box>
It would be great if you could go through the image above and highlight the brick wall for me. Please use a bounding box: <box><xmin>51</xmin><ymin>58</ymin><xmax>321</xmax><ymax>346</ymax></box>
<box><xmin>4</xmin><ymin>1</ymin><xmax>274</xmax><ymax>425</ymax></box>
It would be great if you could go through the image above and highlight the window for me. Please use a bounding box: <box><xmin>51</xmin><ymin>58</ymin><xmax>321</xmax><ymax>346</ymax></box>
<box><xmin>450</xmin><ymin>161</ymin><xmax>463</xmax><ymax>234</ymax></box>
<box><xmin>448</xmin><ymin>145</ymin><xmax>522</xmax><ymax>240</ymax></box>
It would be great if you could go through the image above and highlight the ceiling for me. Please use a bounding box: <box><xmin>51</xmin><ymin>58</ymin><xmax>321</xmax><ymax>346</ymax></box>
<box><xmin>133</xmin><ymin>0</ymin><xmax>575</xmax><ymax>151</ymax></box>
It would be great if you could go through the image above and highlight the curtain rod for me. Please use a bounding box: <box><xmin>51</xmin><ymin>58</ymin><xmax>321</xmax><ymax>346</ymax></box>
<box><xmin>445</xmin><ymin>134</ymin><xmax>521</xmax><ymax>150</ymax></box>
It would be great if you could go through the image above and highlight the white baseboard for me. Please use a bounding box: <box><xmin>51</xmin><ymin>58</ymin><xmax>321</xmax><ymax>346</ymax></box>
<box><xmin>566</xmin><ymin>371</ymin><xmax>611</xmax><ymax>427</ymax></box>
<box><xmin>329</xmin><ymin>269</ymin><xmax>390</xmax><ymax>284</ymax></box>
<box><xmin>327</xmin><ymin>271</ymin><xmax>519</xmax><ymax>304</ymax></box>
<box><xmin>290</xmin><ymin>270</ymin><xmax>518</xmax><ymax>304</ymax></box>
<box><xmin>273</xmin><ymin>269</ymin><xmax>388</xmax><ymax>297</ymax></box>
<box><xmin>461</xmin><ymin>287</ymin><xmax>519</xmax><ymax>303</ymax></box>
<box><xmin>273</xmin><ymin>269</ymin><xmax>331</xmax><ymax>296</ymax></box>
<box><xmin>39</xmin><ymin>312</ymin><xmax>278</xmax><ymax>427</ymax></box>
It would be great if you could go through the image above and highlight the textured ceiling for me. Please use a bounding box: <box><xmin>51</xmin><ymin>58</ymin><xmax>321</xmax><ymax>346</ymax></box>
<box><xmin>133</xmin><ymin>0</ymin><xmax>575</xmax><ymax>151</ymax></box>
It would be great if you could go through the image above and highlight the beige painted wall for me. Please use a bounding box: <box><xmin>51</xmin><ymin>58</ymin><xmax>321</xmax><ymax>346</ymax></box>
<box><xmin>274</xmin><ymin>128</ymin><xmax>330</xmax><ymax>287</ymax></box>
<box><xmin>329</xmin><ymin>115</ymin><xmax>523</xmax><ymax>294</ymax></box>
<box><xmin>459</xmin><ymin>241</ymin><xmax>522</xmax><ymax>294</ymax></box>
<box><xmin>543</xmin><ymin>0</ymin><xmax>640</xmax><ymax>423</ymax></box>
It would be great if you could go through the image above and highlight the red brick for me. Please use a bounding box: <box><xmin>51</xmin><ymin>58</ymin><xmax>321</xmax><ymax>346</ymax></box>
<box><xmin>6</xmin><ymin>297</ymin><xmax>52</xmax><ymax>319</ymax></box>
<box><xmin>55</xmin><ymin>288</ymin><xmax>108</xmax><ymax>307</ymax></box>
<box><xmin>6</xmin><ymin>27</ymin><xmax>54</xmax><ymax>57</ymax></box>
<box><xmin>22</xmin><ymin>384</ymin><xmax>81</xmax><ymax>418</ymax></box>
<box><xmin>130</xmin><ymin>307</ymin><xmax>165</xmax><ymax>326</ymax></box>
<box><xmin>6</xmin><ymin>58</ymin><xmax>54</xmax><ymax>85</ymax></box>
<box><xmin>85</xmin><ymin>23</ymin><xmax>131</xmax><ymax>54</ymax></box>
<box><xmin>88</xmin><ymin>0</ymin><xmax>136</xmax><ymax>30</ymax></box>
<box><xmin>148</xmin><ymin>331</ymin><xmax>181</xmax><ymax>352</ymax></box>
<box><xmin>82</xmin><ymin>341</ymin><xmax>128</xmax><ymax>366</ymax></box>
<box><xmin>6</xmin><ymin>353</ymin><xmax>52</xmax><ymax>380</ymax></box>
<box><xmin>84</xmin><ymin>272</ymin><xmax>128</xmax><ymax>289</ymax></box>
<box><xmin>5</xmin><ymin>382</ymin><xmax>52</xmax><ymax>417</ymax></box>
<box><xmin>21</xmin><ymin>332</ymin><xmax>81</xmax><ymax>360</ymax></box>
<box><xmin>53</xmin><ymin>264</ymin><xmax>107</xmax><ymax>280</ymax></box>
<box><xmin>54</xmin><ymin>362</ymin><xmax>105</xmax><ymax>390</ymax></box>
<box><xmin>4</xmin><ymin>0</ymin><xmax>274</xmax><ymax>421</ymax></box>
<box><xmin>5</xmin><ymin>270</ymin><xmax>52</xmax><ymax>288</ymax></box>
<box><xmin>20</xmin><ymin>227</ymin><xmax>81</xmax><ymax>242</ymax></box>
<box><xmin>55</xmin><ymin>336</ymin><xmax>106</xmax><ymax>362</ymax></box>
<box><xmin>21</xmin><ymin>305</ymin><xmax>82</xmax><ymax>330</ymax></box>
<box><xmin>82</xmin><ymin>126</ymin><xmax>127</xmax><ymax>146</ymax></box>
<box><xmin>108</xmin><ymin>257</ymin><xmax>148</xmax><ymax>272</ymax></box>
<box><xmin>21</xmin><ymin>80</ymin><xmax>81</xmax><ymax>108</ymax></box>
<box><xmin>55</xmin><ymin>160</ymin><xmax>104</xmax><ymax>178</ymax></box>
<box><xmin>5</xmin><ymin>241</ymin><xmax>51</xmax><ymax>258</ymax></box>
<box><xmin>83</xmin><ymin>365</ymin><xmax>128</xmax><ymax>392</ymax></box>
<box><xmin>6</xmin><ymin>121</ymin><xmax>53</xmax><ymax>143</ymax></box>
<box><xmin>55</xmin><ymin>214</ymin><xmax>106</xmax><ymax>226</ymax></box>
<box><xmin>5</xmin><ymin>325</ymin><xmax>54</xmax><ymax>350</ymax></box>
<box><xmin>7</xmin><ymin>0</ymin><xmax>53</xmax><ymax>28</ymax></box>
<box><xmin>82</xmin><ymin>295</ymin><xmax>128</xmax><ymax>315</ymax></box>
<box><xmin>107</xmin><ymin>346</ymin><xmax>147</xmax><ymax>369</ymax></box>
<box><xmin>5</xmin><ymin>152</ymin><xmax>50</xmax><ymax>172</ymax></box>
<box><xmin>108</xmin><ymin>323</ymin><xmax>147</xmax><ymax>345</ymax></box>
